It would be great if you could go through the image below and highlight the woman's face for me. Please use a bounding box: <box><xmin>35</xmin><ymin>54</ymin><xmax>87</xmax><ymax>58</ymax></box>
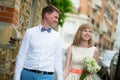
<box><xmin>81</xmin><ymin>28</ymin><xmax>92</xmax><ymax>41</ymax></box>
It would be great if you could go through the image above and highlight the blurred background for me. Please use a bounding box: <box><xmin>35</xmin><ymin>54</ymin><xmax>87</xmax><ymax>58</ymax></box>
<box><xmin>0</xmin><ymin>0</ymin><xmax>120</xmax><ymax>80</ymax></box>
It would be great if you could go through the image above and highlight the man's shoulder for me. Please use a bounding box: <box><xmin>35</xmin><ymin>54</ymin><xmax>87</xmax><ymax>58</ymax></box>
<box><xmin>52</xmin><ymin>29</ymin><xmax>61</xmax><ymax>41</ymax></box>
<box><xmin>52</xmin><ymin>29</ymin><xmax>60</xmax><ymax>36</ymax></box>
<box><xmin>52</xmin><ymin>29</ymin><xmax>57</xmax><ymax>33</ymax></box>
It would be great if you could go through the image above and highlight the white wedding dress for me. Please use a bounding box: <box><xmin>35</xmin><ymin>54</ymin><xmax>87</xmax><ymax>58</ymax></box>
<box><xmin>65</xmin><ymin>46</ymin><xmax>96</xmax><ymax>80</ymax></box>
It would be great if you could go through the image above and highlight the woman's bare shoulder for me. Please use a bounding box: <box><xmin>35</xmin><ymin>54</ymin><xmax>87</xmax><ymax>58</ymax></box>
<box><xmin>67</xmin><ymin>45</ymin><xmax>72</xmax><ymax>51</ymax></box>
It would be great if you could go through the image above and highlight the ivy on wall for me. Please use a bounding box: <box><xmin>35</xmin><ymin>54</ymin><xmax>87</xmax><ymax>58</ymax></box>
<box><xmin>51</xmin><ymin>0</ymin><xmax>73</xmax><ymax>27</ymax></box>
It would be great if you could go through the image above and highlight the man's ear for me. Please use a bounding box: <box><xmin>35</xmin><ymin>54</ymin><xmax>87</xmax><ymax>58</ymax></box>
<box><xmin>45</xmin><ymin>13</ymin><xmax>49</xmax><ymax>19</ymax></box>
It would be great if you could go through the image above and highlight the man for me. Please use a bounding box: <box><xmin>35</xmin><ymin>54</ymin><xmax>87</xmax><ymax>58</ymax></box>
<box><xmin>14</xmin><ymin>5</ymin><xmax>62</xmax><ymax>80</ymax></box>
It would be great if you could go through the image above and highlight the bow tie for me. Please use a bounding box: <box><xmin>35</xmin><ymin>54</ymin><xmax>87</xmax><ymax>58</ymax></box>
<box><xmin>41</xmin><ymin>27</ymin><xmax>51</xmax><ymax>33</ymax></box>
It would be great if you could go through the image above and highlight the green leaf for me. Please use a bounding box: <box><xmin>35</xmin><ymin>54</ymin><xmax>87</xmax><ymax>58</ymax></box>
<box><xmin>80</xmin><ymin>72</ymin><xmax>86</xmax><ymax>80</ymax></box>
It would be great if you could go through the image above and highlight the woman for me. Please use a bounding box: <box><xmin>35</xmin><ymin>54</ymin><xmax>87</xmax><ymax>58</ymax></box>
<box><xmin>63</xmin><ymin>23</ymin><xmax>99</xmax><ymax>80</ymax></box>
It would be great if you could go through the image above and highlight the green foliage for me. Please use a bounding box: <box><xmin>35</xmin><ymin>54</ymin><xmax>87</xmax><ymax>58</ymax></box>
<box><xmin>51</xmin><ymin>0</ymin><xmax>73</xmax><ymax>27</ymax></box>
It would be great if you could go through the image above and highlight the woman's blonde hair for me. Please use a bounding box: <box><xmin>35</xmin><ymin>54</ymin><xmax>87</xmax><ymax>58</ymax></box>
<box><xmin>72</xmin><ymin>23</ymin><xmax>94</xmax><ymax>47</ymax></box>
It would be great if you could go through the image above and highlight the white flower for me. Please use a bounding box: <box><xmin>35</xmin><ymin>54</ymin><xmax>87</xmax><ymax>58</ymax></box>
<box><xmin>83</xmin><ymin>57</ymin><xmax>101</xmax><ymax>73</ymax></box>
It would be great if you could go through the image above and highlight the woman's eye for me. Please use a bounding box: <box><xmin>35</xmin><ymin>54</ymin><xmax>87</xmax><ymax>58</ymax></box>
<box><xmin>83</xmin><ymin>30</ymin><xmax>87</xmax><ymax>32</ymax></box>
<box><xmin>89</xmin><ymin>31</ymin><xmax>92</xmax><ymax>33</ymax></box>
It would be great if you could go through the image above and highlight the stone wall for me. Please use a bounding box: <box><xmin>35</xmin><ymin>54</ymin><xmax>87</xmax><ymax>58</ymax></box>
<box><xmin>0</xmin><ymin>42</ymin><xmax>20</xmax><ymax>80</ymax></box>
<box><xmin>0</xmin><ymin>0</ymin><xmax>48</xmax><ymax>80</ymax></box>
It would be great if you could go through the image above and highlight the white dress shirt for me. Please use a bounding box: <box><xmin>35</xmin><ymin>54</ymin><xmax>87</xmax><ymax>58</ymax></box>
<box><xmin>14</xmin><ymin>25</ymin><xmax>62</xmax><ymax>80</ymax></box>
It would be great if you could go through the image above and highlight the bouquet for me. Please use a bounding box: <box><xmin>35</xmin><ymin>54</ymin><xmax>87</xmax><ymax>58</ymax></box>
<box><xmin>79</xmin><ymin>57</ymin><xmax>101</xmax><ymax>80</ymax></box>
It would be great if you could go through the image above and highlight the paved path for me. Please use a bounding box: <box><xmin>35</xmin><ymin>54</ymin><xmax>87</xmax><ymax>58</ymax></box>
<box><xmin>94</xmin><ymin>74</ymin><xmax>102</xmax><ymax>80</ymax></box>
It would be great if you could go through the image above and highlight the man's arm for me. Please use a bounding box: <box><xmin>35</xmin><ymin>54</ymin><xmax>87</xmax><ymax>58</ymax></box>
<box><xmin>14</xmin><ymin>29</ymin><xmax>30</xmax><ymax>80</ymax></box>
<box><xmin>54</xmin><ymin>34</ymin><xmax>63</xmax><ymax>80</ymax></box>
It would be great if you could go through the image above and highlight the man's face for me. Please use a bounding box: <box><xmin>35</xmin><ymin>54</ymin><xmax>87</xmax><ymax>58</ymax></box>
<box><xmin>46</xmin><ymin>11</ymin><xmax>59</xmax><ymax>27</ymax></box>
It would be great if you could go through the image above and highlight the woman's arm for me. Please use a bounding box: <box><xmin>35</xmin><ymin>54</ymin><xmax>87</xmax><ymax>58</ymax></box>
<box><xmin>93</xmin><ymin>47</ymin><xmax>99</xmax><ymax>62</ymax></box>
<box><xmin>63</xmin><ymin>46</ymin><xmax>72</xmax><ymax>80</ymax></box>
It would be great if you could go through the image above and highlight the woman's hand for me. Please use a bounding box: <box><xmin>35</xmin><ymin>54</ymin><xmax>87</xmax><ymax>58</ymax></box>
<box><xmin>83</xmin><ymin>68</ymin><xmax>91</xmax><ymax>76</ymax></box>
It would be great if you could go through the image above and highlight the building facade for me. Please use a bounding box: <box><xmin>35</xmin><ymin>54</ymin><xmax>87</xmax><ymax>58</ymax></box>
<box><xmin>61</xmin><ymin>0</ymin><xmax>120</xmax><ymax>58</ymax></box>
<box><xmin>78</xmin><ymin>0</ymin><xmax>120</xmax><ymax>50</ymax></box>
<box><xmin>92</xmin><ymin>0</ymin><xmax>120</xmax><ymax>50</ymax></box>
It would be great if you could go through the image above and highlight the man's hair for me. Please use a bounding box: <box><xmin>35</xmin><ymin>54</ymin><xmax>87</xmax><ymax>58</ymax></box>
<box><xmin>42</xmin><ymin>5</ymin><xmax>60</xmax><ymax>19</ymax></box>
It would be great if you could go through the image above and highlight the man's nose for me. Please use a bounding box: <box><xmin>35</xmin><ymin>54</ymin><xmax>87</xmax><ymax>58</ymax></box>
<box><xmin>56</xmin><ymin>19</ymin><xmax>58</xmax><ymax>23</ymax></box>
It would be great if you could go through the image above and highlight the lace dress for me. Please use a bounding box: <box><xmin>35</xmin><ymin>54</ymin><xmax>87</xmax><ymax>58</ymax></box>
<box><xmin>65</xmin><ymin>46</ymin><xmax>96</xmax><ymax>80</ymax></box>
